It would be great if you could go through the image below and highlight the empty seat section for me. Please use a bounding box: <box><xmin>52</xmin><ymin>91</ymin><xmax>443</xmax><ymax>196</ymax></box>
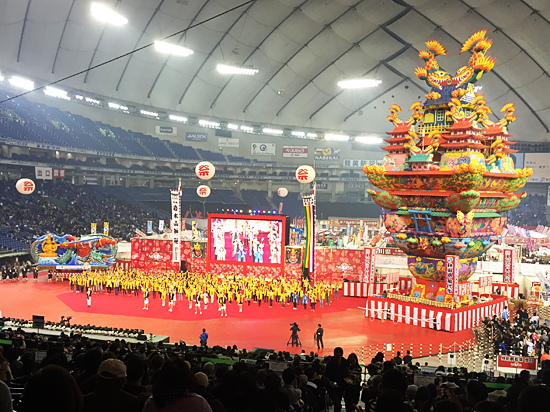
<box><xmin>197</xmin><ymin>149</ymin><xmax>225</xmax><ymax>162</ymax></box>
<box><xmin>133</xmin><ymin>132</ymin><xmax>175</xmax><ymax>159</ymax></box>
<box><xmin>168</xmin><ymin>142</ymin><xmax>200</xmax><ymax>160</ymax></box>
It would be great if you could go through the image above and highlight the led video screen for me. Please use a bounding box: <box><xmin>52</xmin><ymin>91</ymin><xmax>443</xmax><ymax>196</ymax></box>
<box><xmin>209</xmin><ymin>216</ymin><xmax>284</xmax><ymax>264</ymax></box>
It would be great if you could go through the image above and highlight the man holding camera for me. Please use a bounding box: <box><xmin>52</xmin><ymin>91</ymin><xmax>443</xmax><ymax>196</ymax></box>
<box><xmin>290</xmin><ymin>322</ymin><xmax>300</xmax><ymax>346</ymax></box>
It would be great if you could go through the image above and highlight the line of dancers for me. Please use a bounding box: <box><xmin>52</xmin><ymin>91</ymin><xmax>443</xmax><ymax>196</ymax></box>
<box><xmin>67</xmin><ymin>269</ymin><xmax>342</xmax><ymax>315</ymax></box>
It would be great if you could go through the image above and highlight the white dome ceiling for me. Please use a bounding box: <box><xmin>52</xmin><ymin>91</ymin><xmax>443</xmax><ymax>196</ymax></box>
<box><xmin>0</xmin><ymin>0</ymin><xmax>549</xmax><ymax>141</ymax></box>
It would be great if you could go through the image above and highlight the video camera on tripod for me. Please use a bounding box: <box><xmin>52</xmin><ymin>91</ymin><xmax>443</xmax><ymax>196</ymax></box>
<box><xmin>287</xmin><ymin>322</ymin><xmax>301</xmax><ymax>347</ymax></box>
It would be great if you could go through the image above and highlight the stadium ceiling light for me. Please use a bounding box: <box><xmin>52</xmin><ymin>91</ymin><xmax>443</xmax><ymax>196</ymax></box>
<box><xmin>199</xmin><ymin>119</ymin><xmax>220</xmax><ymax>128</ymax></box>
<box><xmin>0</xmin><ymin>72</ymin><xmax>4</xmax><ymax>81</ymax></box>
<box><xmin>91</xmin><ymin>3</ymin><xmax>128</xmax><ymax>26</ymax></box>
<box><xmin>263</xmin><ymin>128</ymin><xmax>283</xmax><ymax>135</ymax></box>
<box><xmin>154</xmin><ymin>41</ymin><xmax>193</xmax><ymax>57</ymax></box>
<box><xmin>240</xmin><ymin>125</ymin><xmax>253</xmax><ymax>133</ymax></box>
<box><xmin>140</xmin><ymin>109</ymin><xmax>158</xmax><ymax>117</ymax></box>
<box><xmin>85</xmin><ymin>97</ymin><xmax>101</xmax><ymax>105</ymax></box>
<box><xmin>227</xmin><ymin>123</ymin><xmax>239</xmax><ymax>130</ymax></box>
<box><xmin>325</xmin><ymin>133</ymin><xmax>349</xmax><ymax>142</ymax></box>
<box><xmin>355</xmin><ymin>135</ymin><xmax>383</xmax><ymax>145</ymax></box>
<box><xmin>291</xmin><ymin>131</ymin><xmax>305</xmax><ymax>137</ymax></box>
<box><xmin>169</xmin><ymin>114</ymin><xmax>188</xmax><ymax>123</ymax></box>
<box><xmin>9</xmin><ymin>76</ymin><xmax>34</xmax><ymax>90</ymax></box>
<box><xmin>108</xmin><ymin>102</ymin><xmax>128</xmax><ymax>111</ymax></box>
<box><xmin>44</xmin><ymin>86</ymin><xmax>70</xmax><ymax>100</ymax></box>
<box><xmin>338</xmin><ymin>78</ymin><xmax>382</xmax><ymax>89</ymax></box>
<box><xmin>75</xmin><ymin>95</ymin><xmax>84</xmax><ymax>100</ymax></box>
<box><xmin>306</xmin><ymin>133</ymin><xmax>318</xmax><ymax>139</ymax></box>
<box><xmin>216</xmin><ymin>64</ymin><xmax>258</xmax><ymax>76</ymax></box>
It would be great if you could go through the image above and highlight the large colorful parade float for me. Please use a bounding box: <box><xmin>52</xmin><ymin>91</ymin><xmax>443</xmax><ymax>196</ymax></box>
<box><xmin>363</xmin><ymin>30</ymin><xmax>531</xmax><ymax>331</ymax></box>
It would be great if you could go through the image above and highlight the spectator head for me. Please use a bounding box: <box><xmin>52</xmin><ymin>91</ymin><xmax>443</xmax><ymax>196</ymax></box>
<box><xmin>396</xmin><ymin>351</ymin><xmax>401</xmax><ymax>357</ymax></box>
<box><xmin>406</xmin><ymin>350</ymin><xmax>411</xmax><ymax>355</ymax></box>
<box><xmin>256</xmin><ymin>368</ymin><xmax>268</xmax><ymax>387</ymax></box>
<box><xmin>518</xmin><ymin>385</ymin><xmax>550</xmax><ymax>412</ymax></box>
<box><xmin>282</xmin><ymin>368</ymin><xmax>296</xmax><ymax>385</ymax></box>
<box><xmin>151</xmin><ymin>354</ymin><xmax>165</xmax><ymax>371</ymax></box>
<box><xmin>195</xmin><ymin>371</ymin><xmax>209</xmax><ymax>389</ymax></box>
<box><xmin>473</xmin><ymin>401</ymin><xmax>505</xmax><ymax>412</ymax></box>
<box><xmin>334</xmin><ymin>347</ymin><xmax>344</xmax><ymax>359</ymax></box>
<box><xmin>375</xmin><ymin>389</ymin><xmax>410</xmax><ymax>412</ymax></box>
<box><xmin>381</xmin><ymin>369</ymin><xmax>408</xmax><ymax>397</ymax></box>
<box><xmin>519</xmin><ymin>369</ymin><xmax>530</xmax><ymax>384</ymax></box>
<box><xmin>215</xmin><ymin>364</ymin><xmax>229</xmax><ymax>382</ymax></box>
<box><xmin>20</xmin><ymin>365</ymin><xmax>83</xmax><ymax>412</ymax></box>
<box><xmin>434</xmin><ymin>400</ymin><xmax>461</xmax><ymax>412</ymax></box>
<box><xmin>152</xmin><ymin>357</ymin><xmax>196</xmax><ymax>408</ymax></box>
<box><xmin>467</xmin><ymin>380</ymin><xmax>488</xmax><ymax>406</ymax></box>
<box><xmin>406</xmin><ymin>384</ymin><xmax>418</xmax><ymax>401</ymax></box>
<box><xmin>383</xmin><ymin>361</ymin><xmax>394</xmax><ymax>372</ymax></box>
<box><xmin>124</xmin><ymin>356</ymin><xmax>144</xmax><ymax>385</ymax></box>
<box><xmin>97</xmin><ymin>358</ymin><xmax>127</xmax><ymax>389</ymax></box>
<box><xmin>348</xmin><ymin>353</ymin><xmax>358</xmax><ymax>366</ymax></box>
<box><xmin>203</xmin><ymin>361</ymin><xmax>215</xmax><ymax>377</ymax></box>
<box><xmin>265</xmin><ymin>372</ymin><xmax>282</xmax><ymax>392</ymax></box>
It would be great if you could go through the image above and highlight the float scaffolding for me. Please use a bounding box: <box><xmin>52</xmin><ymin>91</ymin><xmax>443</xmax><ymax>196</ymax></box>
<box><xmin>362</xmin><ymin>30</ymin><xmax>532</xmax><ymax>331</ymax></box>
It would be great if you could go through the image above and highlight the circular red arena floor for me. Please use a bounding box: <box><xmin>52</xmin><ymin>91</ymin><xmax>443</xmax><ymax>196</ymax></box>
<box><xmin>0</xmin><ymin>278</ymin><xmax>473</xmax><ymax>357</ymax></box>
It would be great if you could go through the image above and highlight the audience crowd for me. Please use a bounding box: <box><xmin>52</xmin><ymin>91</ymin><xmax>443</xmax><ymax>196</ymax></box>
<box><xmin>0</xmin><ymin>324</ymin><xmax>549</xmax><ymax>412</ymax></box>
<box><xmin>0</xmin><ymin>180</ymin><xmax>157</xmax><ymax>244</ymax></box>
<box><xmin>482</xmin><ymin>308</ymin><xmax>549</xmax><ymax>358</ymax></box>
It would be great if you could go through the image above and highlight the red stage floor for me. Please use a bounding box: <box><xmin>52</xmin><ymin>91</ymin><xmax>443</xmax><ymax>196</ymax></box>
<box><xmin>0</xmin><ymin>279</ymin><xmax>474</xmax><ymax>358</ymax></box>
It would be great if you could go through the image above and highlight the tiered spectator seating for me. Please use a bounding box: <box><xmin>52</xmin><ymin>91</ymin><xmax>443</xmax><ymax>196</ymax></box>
<box><xmin>132</xmin><ymin>132</ymin><xmax>175</xmax><ymax>159</ymax></box>
<box><xmin>167</xmin><ymin>142</ymin><xmax>201</xmax><ymax>160</ymax></box>
<box><xmin>242</xmin><ymin>190</ymin><xmax>275</xmax><ymax>211</ymax></box>
<box><xmin>197</xmin><ymin>148</ymin><xmax>226</xmax><ymax>162</ymax></box>
<box><xmin>227</xmin><ymin>155</ymin><xmax>250</xmax><ymax>163</ymax></box>
<box><xmin>103</xmin><ymin>126</ymin><xmax>151</xmax><ymax>157</ymax></box>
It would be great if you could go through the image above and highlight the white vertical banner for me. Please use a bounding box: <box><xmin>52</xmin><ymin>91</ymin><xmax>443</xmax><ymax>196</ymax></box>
<box><xmin>159</xmin><ymin>220</ymin><xmax>165</xmax><ymax>232</ymax></box>
<box><xmin>170</xmin><ymin>190</ymin><xmax>181</xmax><ymax>263</ymax></box>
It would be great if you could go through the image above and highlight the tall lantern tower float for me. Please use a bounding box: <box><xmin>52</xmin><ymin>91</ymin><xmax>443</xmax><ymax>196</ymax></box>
<box><xmin>364</xmin><ymin>30</ymin><xmax>532</xmax><ymax>307</ymax></box>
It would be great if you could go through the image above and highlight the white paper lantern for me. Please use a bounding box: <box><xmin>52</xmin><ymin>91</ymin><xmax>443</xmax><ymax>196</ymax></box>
<box><xmin>277</xmin><ymin>187</ymin><xmax>288</xmax><ymax>197</ymax></box>
<box><xmin>197</xmin><ymin>185</ymin><xmax>211</xmax><ymax>198</ymax></box>
<box><xmin>15</xmin><ymin>178</ymin><xmax>35</xmax><ymax>195</ymax></box>
<box><xmin>295</xmin><ymin>165</ymin><xmax>315</xmax><ymax>184</ymax></box>
<box><xmin>195</xmin><ymin>161</ymin><xmax>215</xmax><ymax>180</ymax></box>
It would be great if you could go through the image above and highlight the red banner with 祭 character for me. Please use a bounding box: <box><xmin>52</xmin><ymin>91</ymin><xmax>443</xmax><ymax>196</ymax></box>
<box><xmin>503</xmin><ymin>249</ymin><xmax>514</xmax><ymax>283</ymax></box>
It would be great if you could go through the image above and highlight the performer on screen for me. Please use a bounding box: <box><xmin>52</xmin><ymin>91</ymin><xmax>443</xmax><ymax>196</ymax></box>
<box><xmin>86</xmin><ymin>288</ymin><xmax>92</xmax><ymax>307</ymax></box>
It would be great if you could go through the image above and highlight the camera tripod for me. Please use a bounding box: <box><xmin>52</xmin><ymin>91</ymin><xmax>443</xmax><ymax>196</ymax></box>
<box><xmin>287</xmin><ymin>334</ymin><xmax>302</xmax><ymax>347</ymax></box>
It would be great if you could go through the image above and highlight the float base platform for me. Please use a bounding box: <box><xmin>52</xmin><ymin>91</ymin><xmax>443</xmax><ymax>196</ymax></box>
<box><xmin>365</xmin><ymin>295</ymin><xmax>508</xmax><ymax>332</ymax></box>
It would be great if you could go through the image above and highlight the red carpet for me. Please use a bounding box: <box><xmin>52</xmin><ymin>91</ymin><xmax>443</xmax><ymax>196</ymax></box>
<box><xmin>0</xmin><ymin>279</ymin><xmax>474</xmax><ymax>359</ymax></box>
